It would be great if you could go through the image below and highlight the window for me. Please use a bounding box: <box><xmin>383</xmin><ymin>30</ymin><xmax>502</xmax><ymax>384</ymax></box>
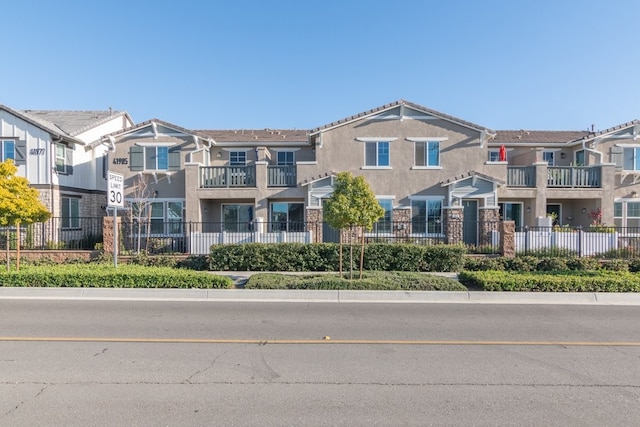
<box><xmin>411</xmin><ymin>199</ymin><xmax>443</xmax><ymax>234</ymax></box>
<box><xmin>229</xmin><ymin>151</ymin><xmax>247</xmax><ymax>166</ymax></box>
<box><xmin>1</xmin><ymin>140</ymin><xmax>15</xmax><ymax>162</ymax></box>
<box><xmin>575</xmin><ymin>150</ymin><xmax>585</xmax><ymax>167</ymax></box>
<box><xmin>499</xmin><ymin>202</ymin><xmax>523</xmax><ymax>228</ymax></box>
<box><xmin>55</xmin><ymin>143</ymin><xmax>67</xmax><ymax>173</ymax></box>
<box><xmin>488</xmin><ymin>150</ymin><xmax>500</xmax><ymax>162</ymax></box>
<box><xmin>373</xmin><ymin>199</ymin><xmax>393</xmax><ymax>233</ymax></box>
<box><xmin>365</xmin><ymin>141</ymin><xmax>390</xmax><ymax>167</ymax></box>
<box><xmin>415</xmin><ymin>141</ymin><xmax>440</xmax><ymax>167</ymax></box>
<box><xmin>270</xmin><ymin>202</ymin><xmax>304</xmax><ymax>231</ymax></box>
<box><xmin>61</xmin><ymin>197</ymin><xmax>80</xmax><ymax>229</ymax></box>
<box><xmin>542</xmin><ymin>151</ymin><xmax>555</xmax><ymax>166</ymax></box>
<box><xmin>145</xmin><ymin>146</ymin><xmax>168</xmax><ymax>170</ymax></box>
<box><xmin>223</xmin><ymin>204</ymin><xmax>254</xmax><ymax>232</ymax></box>
<box><xmin>623</xmin><ymin>148</ymin><xmax>640</xmax><ymax>171</ymax></box>
<box><xmin>277</xmin><ymin>151</ymin><xmax>294</xmax><ymax>166</ymax></box>
<box><xmin>127</xmin><ymin>200</ymin><xmax>184</xmax><ymax>235</ymax></box>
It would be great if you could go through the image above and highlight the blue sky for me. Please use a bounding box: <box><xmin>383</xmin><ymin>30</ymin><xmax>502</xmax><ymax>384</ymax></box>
<box><xmin>3</xmin><ymin>0</ymin><xmax>639</xmax><ymax>132</ymax></box>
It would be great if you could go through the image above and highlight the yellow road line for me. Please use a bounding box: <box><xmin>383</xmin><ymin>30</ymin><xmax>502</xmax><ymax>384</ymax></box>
<box><xmin>1</xmin><ymin>337</ymin><xmax>640</xmax><ymax>346</ymax></box>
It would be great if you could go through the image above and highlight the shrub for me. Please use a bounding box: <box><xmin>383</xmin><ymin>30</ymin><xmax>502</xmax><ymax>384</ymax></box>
<box><xmin>244</xmin><ymin>271</ymin><xmax>467</xmax><ymax>291</ymax></box>
<box><xmin>0</xmin><ymin>264</ymin><xmax>233</xmax><ymax>289</ymax></box>
<box><xmin>458</xmin><ymin>270</ymin><xmax>640</xmax><ymax>292</ymax></box>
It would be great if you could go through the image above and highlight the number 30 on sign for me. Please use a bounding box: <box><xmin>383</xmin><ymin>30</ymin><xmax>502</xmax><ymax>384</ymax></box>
<box><xmin>107</xmin><ymin>172</ymin><xmax>124</xmax><ymax>208</ymax></box>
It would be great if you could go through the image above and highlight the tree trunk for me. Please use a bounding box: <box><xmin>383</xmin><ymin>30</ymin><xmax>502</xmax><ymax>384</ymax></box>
<box><xmin>349</xmin><ymin>227</ymin><xmax>353</xmax><ymax>280</ymax></box>
<box><xmin>338</xmin><ymin>231</ymin><xmax>343</xmax><ymax>278</ymax></box>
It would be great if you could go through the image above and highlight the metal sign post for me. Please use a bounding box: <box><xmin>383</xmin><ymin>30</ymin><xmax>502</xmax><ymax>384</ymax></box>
<box><xmin>107</xmin><ymin>171</ymin><xmax>124</xmax><ymax>268</ymax></box>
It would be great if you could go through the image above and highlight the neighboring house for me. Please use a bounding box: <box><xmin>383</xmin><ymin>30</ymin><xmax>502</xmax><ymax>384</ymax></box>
<box><xmin>0</xmin><ymin>104</ymin><xmax>133</xmax><ymax>222</ymax></box>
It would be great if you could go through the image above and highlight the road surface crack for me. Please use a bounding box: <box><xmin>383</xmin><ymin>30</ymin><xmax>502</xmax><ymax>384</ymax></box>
<box><xmin>3</xmin><ymin>384</ymin><xmax>50</xmax><ymax>418</ymax></box>
<box><xmin>183</xmin><ymin>347</ymin><xmax>237</xmax><ymax>384</ymax></box>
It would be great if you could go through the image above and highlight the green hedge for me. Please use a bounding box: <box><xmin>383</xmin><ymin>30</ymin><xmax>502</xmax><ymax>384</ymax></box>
<box><xmin>463</xmin><ymin>256</ymin><xmax>640</xmax><ymax>273</ymax></box>
<box><xmin>458</xmin><ymin>270</ymin><xmax>640</xmax><ymax>292</ymax></box>
<box><xmin>244</xmin><ymin>271</ymin><xmax>467</xmax><ymax>291</ymax></box>
<box><xmin>210</xmin><ymin>243</ymin><xmax>466</xmax><ymax>272</ymax></box>
<box><xmin>0</xmin><ymin>265</ymin><xmax>233</xmax><ymax>289</ymax></box>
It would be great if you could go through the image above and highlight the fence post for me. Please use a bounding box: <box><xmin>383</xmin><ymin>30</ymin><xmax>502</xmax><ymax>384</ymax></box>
<box><xmin>500</xmin><ymin>221</ymin><xmax>516</xmax><ymax>258</ymax></box>
<box><xmin>524</xmin><ymin>225</ymin><xmax>529</xmax><ymax>254</ymax></box>
<box><xmin>577</xmin><ymin>225</ymin><xmax>583</xmax><ymax>257</ymax></box>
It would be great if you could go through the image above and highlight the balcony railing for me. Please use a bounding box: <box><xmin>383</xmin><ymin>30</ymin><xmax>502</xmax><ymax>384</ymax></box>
<box><xmin>200</xmin><ymin>166</ymin><xmax>256</xmax><ymax>188</ymax></box>
<box><xmin>507</xmin><ymin>166</ymin><xmax>535</xmax><ymax>187</ymax></box>
<box><xmin>547</xmin><ymin>166</ymin><xmax>601</xmax><ymax>188</ymax></box>
<box><xmin>268</xmin><ymin>165</ymin><xmax>297</xmax><ymax>187</ymax></box>
<box><xmin>507</xmin><ymin>166</ymin><xmax>602</xmax><ymax>188</ymax></box>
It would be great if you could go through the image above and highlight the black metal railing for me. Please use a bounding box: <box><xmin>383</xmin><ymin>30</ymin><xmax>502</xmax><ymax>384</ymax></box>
<box><xmin>0</xmin><ymin>217</ymin><xmax>104</xmax><ymax>250</ymax></box>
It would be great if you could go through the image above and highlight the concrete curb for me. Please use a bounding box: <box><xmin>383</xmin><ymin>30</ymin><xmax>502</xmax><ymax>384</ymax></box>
<box><xmin>1</xmin><ymin>287</ymin><xmax>640</xmax><ymax>305</ymax></box>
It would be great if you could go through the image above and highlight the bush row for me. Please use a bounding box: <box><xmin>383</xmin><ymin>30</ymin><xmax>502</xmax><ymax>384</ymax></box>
<box><xmin>0</xmin><ymin>264</ymin><xmax>233</xmax><ymax>288</ymax></box>
<box><xmin>244</xmin><ymin>271</ymin><xmax>467</xmax><ymax>291</ymax></box>
<box><xmin>209</xmin><ymin>243</ymin><xmax>466</xmax><ymax>272</ymax></box>
<box><xmin>463</xmin><ymin>256</ymin><xmax>640</xmax><ymax>272</ymax></box>
<box><xmin>458</xmin><ymin>270</ymin><xmax>640</xmax><ymax>292</ymax></box>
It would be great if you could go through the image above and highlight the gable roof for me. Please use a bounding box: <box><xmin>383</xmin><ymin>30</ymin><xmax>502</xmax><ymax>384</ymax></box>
<box><xmin>102</xmin><ymin>118</ymin><xmax>212</xmax><ymax>142</ymax></box>
<box><xmin>197</xmin><ymin>129</ymin><xmax>309</xmax><ymax>144</ymax></box>
<box><xmin>20</xmin><ymin>109</ymin><xmax>131</xmax><ymax>137</ymax></box>
<box><xmin>0</xmin><ymin>104</ymin><xmax>83</xmax><ymax>145</ymax></box>
<box><xmin>492</xmin><ymin>130</ymin><xmax>590</xmax><ymax>145</ymax></box>
<box><xmin>440</xmin><ymin>171</ymin><xmax>505</xmax><ymax>187</ymax></box>
<box><xmin>310</xmin><ymin>99</ymin><xmax>493</xmax><ymax>135</ymax></box>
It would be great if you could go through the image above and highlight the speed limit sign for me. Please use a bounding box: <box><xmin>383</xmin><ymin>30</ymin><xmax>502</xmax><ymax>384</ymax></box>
<box><xmin>107</xmin><ymin>171</ymin><xmax>124</xmax><ymax>208</ymax></box>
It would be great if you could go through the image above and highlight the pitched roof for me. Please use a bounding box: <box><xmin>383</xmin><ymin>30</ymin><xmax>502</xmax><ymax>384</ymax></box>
<box><xmin>492</xmin><ymin>130</ymin><xmax>590</xmax><ymax>144</ymax></box>
<box><xmin>0</xmin><ymin>104</ymin><xmax>81</xmax><ymax>145</ymax></box>
<box><xmin>440</xmin><ymin>170</ymin><xmax>505</xmax><ymax>186</ymax></box>
<box><xmin>310</xmin><ymin>99</ymin><xmax>493</xmax><ymax>134</ymax></box>
<box><xmin>197</xmin><ymin>129</ymin><xmax>309</xmax><ymax>143</ymax></box>
<box><xmin>20</xmin><ymin>109</ymin><xmax>130</xmax><ymax>137</ymax></box>
<box><xmin>102</xmin><ymin>118</ymin><xmax>211</xmax><ymax>141</ymax></box>
<box><xmin>578</xmin><ymin>119</ymin><xmax>640</xmax><ymax>142</ymax></box>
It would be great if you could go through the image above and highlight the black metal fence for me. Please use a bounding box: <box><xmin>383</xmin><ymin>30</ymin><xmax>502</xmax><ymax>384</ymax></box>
<box><xmin>0</xmin><ymin>217</ymin><xmax>104</xmax><ymax>251</ymax></box>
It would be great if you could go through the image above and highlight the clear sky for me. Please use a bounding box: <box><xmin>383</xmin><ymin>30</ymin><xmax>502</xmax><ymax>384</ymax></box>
<box><xmin>2</xmin><ymin>0</ymin><xmax>639</xmax><ymax>132</ymax></box>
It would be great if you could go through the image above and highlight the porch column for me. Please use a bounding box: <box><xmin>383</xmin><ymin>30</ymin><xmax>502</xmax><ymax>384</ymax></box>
<box><xmin>500</xmin><ymin>220</ymin><xmax>516</xmax><ymax>258</ymax></box>
<box><xmin>478</xmin><ymin>207</ymin><xmax>500</xmax><ymax>246</ymax></box>
<box><xmin>443</xmin><ymin>206</ymin><xmax>463</xmax><ymax>245</ymax></box>
<box><xmin>600</xmin><ymin>163</ymin><xmax>616</xmax><ymax>225</ymax></box>
<box><xmin>534</xmin><ymin>162</ymin><xmax>548</xmax><ymax>220</ymax></box>
<box><xmin>306</xmin><ymin>208</ymin><xmax>323</xmax><ymax>243</ymax></box>
<box><xmin>392</xmin><ymin>207</ymin><xmax>411</xmax><ymax>239</ymax></box>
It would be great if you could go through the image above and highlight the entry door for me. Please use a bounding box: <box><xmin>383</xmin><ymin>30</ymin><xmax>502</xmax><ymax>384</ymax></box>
<box><xmin>322</xmin><ymin>199</ymin><xmax>340</xmax><ymax>243</ymax></box>
<box><xmin>462</xmin><ymin>200</ymin><xmax>478</xmax><ymax>246</ymax></box>
<box><xmin>546</xmin><ymin>204</ymin><xmax>561</xmax><ymax>226</ymax></box>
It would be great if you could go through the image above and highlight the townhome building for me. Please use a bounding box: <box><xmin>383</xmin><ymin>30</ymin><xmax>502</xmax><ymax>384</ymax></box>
<box><xmin>0</xmin><ymin>105</ymin><xmax>133</xmax><ymax>247</ymax></box>
<box><xmin>100</xmin><ymin>100</ymin><xmax>640</xmax><ymax>252</ymax></box>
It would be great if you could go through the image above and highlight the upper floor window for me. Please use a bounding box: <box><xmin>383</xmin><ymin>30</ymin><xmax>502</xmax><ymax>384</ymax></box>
<box><xmin>145</xmin><ymin>146</ymin><xmax>168</xmax><ymax>170</ymax></box>
<box><xmin>575</xmin><ymin>150</ymin><xmax>585</xmax><ymax>166</ymax></box>
<box><xmin>623</xmin><ymin>148</ymin><xmax>640</xmax><ymax>171</ymax></box>
<box><xmin>229</xmin><ymin>151</ymin><xmax>247</xmax><ymax>166</ymax></box>
<box><xmin>488</xmin><ymin>149</ymin><xmax>500</xmax><ymax>162</ymax></box>
<box><xmin>542</xmin><ymin>151</ymin><xmax>555</xmax><ymax>166</ymax></box>
<box><xmin>365</xmin><ymin>141</ymin><xmax>390</xmax><ymax>167</ymax></box>
<box><xmin>277</xmin><ymin>151</ymin><xmax>294</xmax><ymax>166</ymax></box>
<box><xmin>1</xmin><ymin>140</ymin><xmax>15</xmax><ymax>162</ymax></box>
<box><xmin>415</xmin><ymin>141</ymin><xmax>440</xmax><ymax>167</ymax></box>
<box><xmin>55</xmin><ymin>143</ymin><xmax>73</xmax><ymax>175</ymax></box>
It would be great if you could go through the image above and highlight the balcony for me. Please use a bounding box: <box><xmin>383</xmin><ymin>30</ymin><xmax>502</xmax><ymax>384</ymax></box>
<box><xmin>200</xmin><ymin>166</ymin><xmax>256</xmax><ymax>188</ymax></box>
<box><xmin>507</xmin><ymin>166</ymin><xmax>602</xmax><ymax>188</ymax></box>
<box><xmin>268</xmin><ymin>165</ymin><xmax>297</xmax><ymax>187</ymax></box>
<box><xmin>547</xmin><ymin>166</ymin><xmax>601</xmax><ymax>188</ymax></box>
<box><xmin>507</xmin><ymin>166</ymin><xmax>536</xmax><ymax>187</ymax></box>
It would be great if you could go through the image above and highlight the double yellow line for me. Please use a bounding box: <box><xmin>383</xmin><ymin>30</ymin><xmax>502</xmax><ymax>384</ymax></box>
<box><xmin>1</xmin><ymin>337</ymin><xmax>640</xmax><ymax>346</ymax></box>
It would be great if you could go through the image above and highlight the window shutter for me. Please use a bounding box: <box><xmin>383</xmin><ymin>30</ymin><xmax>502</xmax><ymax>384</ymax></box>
<box><xmin>611</xmin><ymin>146</ymin><xmax>624</xmax><ymax>170</ymax></box>
<box><xmin>65</xmin><ymin>146</ymin><xmax>74</xmax><ymax>175</ymax></box>
<box><xmin>130</xmin><ymin>146</ymin><xmax>144</xmax><ymax>171</ymax></box>
<box><xmin>168</xmin><ymin>146</ymin><xmax>181</xmax><ymax>170</ymax></box>
<box><xmin>15</xmin><ymin>140</ymin><xmax>27</xmax><ymax>165</ymax></box>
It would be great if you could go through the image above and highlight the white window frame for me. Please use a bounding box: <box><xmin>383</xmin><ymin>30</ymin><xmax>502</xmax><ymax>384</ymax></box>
<box><xmin>145</xmin><ymin>146</ymin><xmax>169</xmax><ymax>171</ymax></box>
<box><xmin>409</xmin><ymin>196</ymin><xmax>444</xmax><ymax>236</ymax></box>
<box><xmin>277</xmin><ymin>151</ymin><xmax>295</xmax><ymax>166</ymax></box>
<box><xmin>408</xmin><ymin>137</ymin><xmax>446</xmax><ymax>169</ymax></box>
<box><xmin>229</xmin><ymin>151</ymin><xmax>247</xmax><ymax>166</ymax></box>
<box><xmin>269</xmin><ymin>202</ymin><xmax>305</xmax><ymax>231</ymax></box>
<box><xmin>371</xmin><ymin>198</ymin><xmax>394</xmax><ymax>235</ymax></box>
<box><xmin>542</xmin><ymin>151</ymin><xmax>555</xmax><ymax>166</ymax></box>
<box><xmin>55</xmin><ymin>142</ymin><xmax>67</xmax><ymax>174</ymax></box>
<box><xmin>222</xmin><ymin>204</ymin><xmax>254</xmax><ymax>232</ymax></box>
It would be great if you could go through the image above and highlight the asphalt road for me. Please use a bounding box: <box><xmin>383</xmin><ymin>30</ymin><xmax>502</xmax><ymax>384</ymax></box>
<box><xmin>2</xmin><ymin>300</ymin><xmax>640</xmax><ymax>426</ymax></box>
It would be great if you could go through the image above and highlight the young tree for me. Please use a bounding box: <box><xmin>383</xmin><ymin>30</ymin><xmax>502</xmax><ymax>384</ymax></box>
<box><xmin>127</xmin><ymin>174</ymin><xmax>154</xmax><ymax>254</ymax></box>
<box><xmin>324</xmin><ymin>172</ymin><xmax>384</xmax><ymax>278</ymax></box>
<box><xmin>0</xmin><ymin>160</ymin><xmax>51</xmax><ymax>270</ymax></box>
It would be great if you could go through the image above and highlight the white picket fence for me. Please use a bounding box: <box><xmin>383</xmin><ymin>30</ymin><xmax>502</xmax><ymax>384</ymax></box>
<box><xmin>515</xmin><ymin>230</ymin><xmax>618</xmax><ymax>256</ymax></box>
<box><xmin>188</xmin><ymin>231</ymin><xmax>313</xmax><ymax>255</ymax></box>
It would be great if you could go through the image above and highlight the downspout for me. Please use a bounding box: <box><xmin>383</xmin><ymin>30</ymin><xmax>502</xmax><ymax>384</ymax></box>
<box><xmin>582</xmin><ymin>137</ymin><xmax>603</xmax><ymax>164</ymax></box>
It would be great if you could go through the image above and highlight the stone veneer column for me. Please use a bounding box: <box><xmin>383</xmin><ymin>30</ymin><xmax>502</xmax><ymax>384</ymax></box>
<box><xmin>392</xmin><ymin>207</ymin><xmax>411</xmax><ymax>240</ymax></box>
<box><xmin>306</xmin><ymin>208</ymin><xmax>323</xmax><ymax>243</ymax></box>
<box><xmin>443</xmin><ymin>207</ymin><xmax>463</xmax><ymax>245</ymax></box>
<box><xmin>102</xmin><ymin>217</ymin><xmax>121</xmax><ymax>254</ymax></box>
<box><xmin>501</xmin><ymin>220</ymin><xmax>516</xmax><ymax>258</ymax></box>
<box><xmin>478</xmin><ymin>207</ymin><xmax>500</xmax><ymax>246</ymax></box>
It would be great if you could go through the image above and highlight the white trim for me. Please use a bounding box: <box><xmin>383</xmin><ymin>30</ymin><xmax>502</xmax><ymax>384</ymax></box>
<box><xmin>375</xmin><ymin>195</ymin><xmax>396</xmax><ymax>200</ymax></box>
<box><xmin>615</xmin><ymin>143</ymin><xmax>640</xmax><ymax>148</ymax></box>
<box><xmin>355</xmin><ymin>137</ymin><xmax>398</xmax><ymax>142</ymax></box>
<box><xmin>406</xmin><ymin>137</ymin><xmax>448</xmax><ymax>142</ymax></box>
<box><xmin>222</xmin><ymin>148</ymin><xmax>251</xmax><ymax>152</ymax></box>
<box><xmin>135</xmin><ymin>142</ymin><xmax>177</xmax><ymax>147</ymax></box>
<box><xmin>270</xmin><ymin>148</ymin><xmax>301</xmax><ymax>152</ymax></box>
<box><xmin>485</xmin><ymin>161</ymin><xmax>508</xmax><ymax>165</ymax></box>
<box><xmin>361</xmin><ymin>166</ymin><xmax>392</xmax><ymax>170</ymax></box>
<box><xmin>411</xmin><ymin>166</ymin><xmax>443</xmax><ymax>170</ymax></box>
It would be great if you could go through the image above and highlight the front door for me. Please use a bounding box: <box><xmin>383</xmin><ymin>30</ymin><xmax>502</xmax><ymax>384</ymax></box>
<box><xmin>462</xmin><ymin>200</ymin><xmax>478</xmax><ymax>246</ymax></box>
<box><xmin>546</xmin><ymin>204</ymin><xmax>561</xmax><ymax>226</ymax></box>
